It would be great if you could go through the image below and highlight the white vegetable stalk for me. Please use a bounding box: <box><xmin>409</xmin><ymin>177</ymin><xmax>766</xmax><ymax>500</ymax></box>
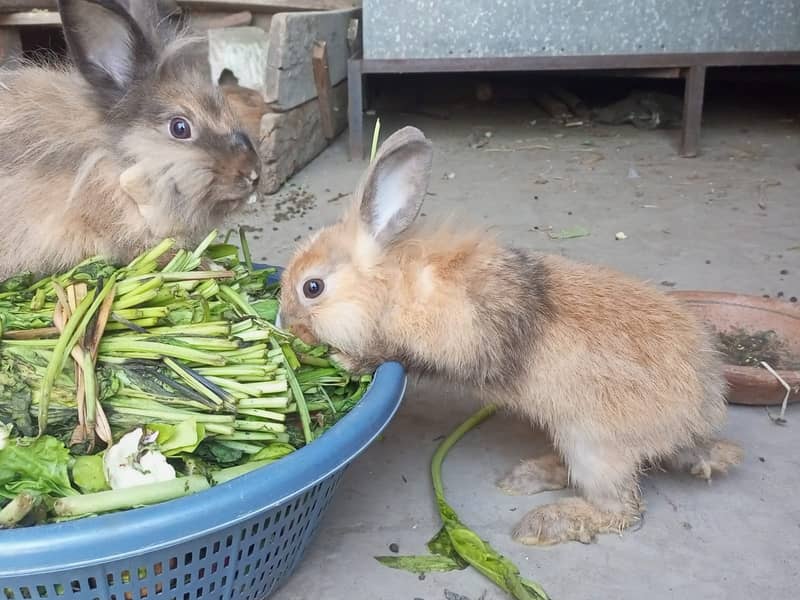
<box><xmin>0</xmin><ymin>422</ymin><xmax>11</xmax><ymax>450</ymax></box>
<box><xmin>103</xmin><ymin>427</ymin><xmax>176</xmax><ymax>490</ymax></box>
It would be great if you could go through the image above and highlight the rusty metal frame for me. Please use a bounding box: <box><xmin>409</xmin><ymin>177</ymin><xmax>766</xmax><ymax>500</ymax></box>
<box><xmin>347</xmin><ymin>51</ymin><xmax>800</xmax><ymax>160</ymax></box>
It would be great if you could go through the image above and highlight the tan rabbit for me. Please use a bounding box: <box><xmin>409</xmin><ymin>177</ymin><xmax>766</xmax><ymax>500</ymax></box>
<box><xmin>0</xmin><ymin>0</ymin><xmax>260</xmax><ymax>279</ymax></box>
<box><xmin>278</xmin><ymin>126</ymin><xmax>743</xmax><ymax>546</ymax></box>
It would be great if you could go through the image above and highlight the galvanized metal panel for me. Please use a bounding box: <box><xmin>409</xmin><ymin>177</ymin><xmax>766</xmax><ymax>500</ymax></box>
<box><xmin>363</xmin><ymin>0</ymin><xmax>800</xmax><ymax>59</ymax></box>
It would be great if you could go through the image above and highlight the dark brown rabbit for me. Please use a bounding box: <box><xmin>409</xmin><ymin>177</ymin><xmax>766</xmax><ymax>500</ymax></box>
<box><xmin>278</xmin><ymin>126</ymin><xmax>743</xmax><ymax>546</ymax></box>
<box><xmin>0</xmin><ymin>0</ymin><xmax>260</xmax><ymax>279</ymax></box>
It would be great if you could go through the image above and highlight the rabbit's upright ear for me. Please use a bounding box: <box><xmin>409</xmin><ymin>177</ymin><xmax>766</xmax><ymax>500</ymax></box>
<box><xmin>357</xmin><ymin>126</ymin><xmax>433</xmax><ymax>245</ymax></box>
<box><xmin>58</xmin><ymin>0</ymin><xmax>157</xmax><ymax>104</ymax></box>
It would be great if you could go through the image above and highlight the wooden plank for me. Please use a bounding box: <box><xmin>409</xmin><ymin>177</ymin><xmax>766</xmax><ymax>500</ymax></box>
<box><xmin>0</xmin><ymin>1</ymin><xmax>355</xmax><ymax>23</ymax></box>
<box><xmin>0</xmin><ymin>1</ymin><xmax>55</xmax><ymax>13</ymax></box>
<box><xmin>0</xmin><ymin>11</ymin><xmax>60</xmax><ymax>27</ymax></box>
<box><xmin>360</xmin><ymin>52</ymin><xmax>800</xmax><ymax>74</ymax></box>
<box><xmin>178</xmin><ymin>1</ymin><xmax>357</xmax><ymax>12</ymax></box>
<box><xmin>311</xmin><ymin>40</ymin><xmax>335</xmax><ymax>139</ymax></box>
<box><xmin>203</xmin><ymin>10</ymin><xmax>253</xmax><ymax>28</ymax></box>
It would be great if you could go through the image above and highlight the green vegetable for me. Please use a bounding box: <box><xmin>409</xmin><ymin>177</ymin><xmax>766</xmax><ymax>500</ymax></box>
<box><xmin>71</xmin><ymin>454</ymin><xmax>109</xmax><ymax>493</ymax></box>
<box><xmin>0</xmin><ymin>231</ymin><xmax>373</xmax><ymax>527</ymax></box>
<box><xmin>548</xmin><ymin>225</ymin><xmax>590</xmax><ymax>240</ymax></box>
<box><xmin>377</xmin><ymin>406</ymin><xmax>550</xmax><ymax>600</ymax></box>
<box><xmin>0</xmin><ymin>435</ymin><xmax>77</xmax><ymax>499</ymax></box>
<box><xmin>148</xmin><ymin>420</ymin><xmax>206</xmax><ymax>456</ymax></box>
<box><xmin>374</xmin><ymin>554</ymin><xmax>466</xmax><ymax>575</ymax></box>
<box><xmin>53</xmin><ymin>475</ymin><xmax>210</xmax><ymax>517</ymax></box>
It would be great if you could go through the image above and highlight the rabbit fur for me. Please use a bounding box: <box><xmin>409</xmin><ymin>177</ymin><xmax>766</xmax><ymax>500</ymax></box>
<box><xmin>278</xmin><ymin>126</ymin><xmax>743</xmax><ymax>546</ymax></box>
<box><xmin>0</xmin><ymin>0</ymin><xmax>260</xmax><ymax>279</ymax></box>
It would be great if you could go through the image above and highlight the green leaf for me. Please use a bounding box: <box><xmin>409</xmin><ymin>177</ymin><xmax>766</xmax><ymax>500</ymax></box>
<box><xmin>7</xmin><ymin>383</ymin><xmax>35</xmax><ymax>438</ymax></box>
<box><xmin>251</xmin><ymin>299</ymin><xmax>279</xmax><ymax>321</ymax></box>
<box><xmin>72</xmin><ymin>454</ymin><xmax>110</xmax><ymax>493</ymax></box>
<box><xmin>548</xmin><ymin>225</ymin><xmax>590</xmax><ymax>240</ymax></box>
<box><xmin>427</xmin><ymin>525</ymin><xmax>468</xmax><ymax>569</ymax></box>
<box><xmin>374</xmin><ymin>555</ymin><xmax>465</xmax><ymax>575</ymax></box>
<box><xmin>250</xmin><ymin>442</ymin><xmax>295</xmax><ymax>462</ymax></box>
<box><xmin>205</xmin><ymin>244</ymin><xmax>241</xmax><ymax>261</ymax></box>
<box><xmin>149</xmin><ymin>420</ymin><xmax>206</xmax><ymax>456</ymax></box>
<box><xmin>430</xmin><ymin>406</ymin><xmax>551</xmax><ymax>600</ymax></box>
<box><xmin>0</xmin><ymin>272</ymin><xmax>34</xmax><ymax>293</ymax></box>
<box><xmin>0</xmin><ymin>436</ymin><xmax>77</xmax><ymax>499</ymax></box>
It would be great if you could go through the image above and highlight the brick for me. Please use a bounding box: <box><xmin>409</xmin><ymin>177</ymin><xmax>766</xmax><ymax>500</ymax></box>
<box><xmin>207</xmin><ymin>26</ymin><xmax>270</xmax><ymax>96</ymax></box>
<box><xmin>258</xmin><ymin>80</ymin><xmax>347</xmax><ymax>194</ymax></box>
<box><xmin>264</xmin><ymin>8</ymin><xmax>357</xmax><ymax>110</ymax></box>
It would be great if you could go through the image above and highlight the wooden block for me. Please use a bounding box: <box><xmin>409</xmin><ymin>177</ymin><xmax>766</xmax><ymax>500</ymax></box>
<box><xmin>264</xmin><ymin>8</ymin><xmax>358</xmax><ymax>110</ymax></box>
<box><xmin>0</xmin><ymin>11</ymin><xmax>60</xmax><ymax>27</ymax></box>
<box><xmin>0</xmin><ymin>2</ymin><xmax>56</xmax><ymax>13</ymax></box>
<box><xmin>208</xmin><ymin>26</ymin><xmax>270</xmax><ymax>97</ymax></box>
<box><xmin>178</xmin><ymin>1</ymin><xmax>357</xmax><ymax>12</ymax></box>
<box><xmin>203</xmin><ymin>10</ymin><xmax>253</xmax><ymax>28</ymax></box>
<box><xmin>258</xmin><ymin>79</ymin><xmax>348</xmax><ymax>194</ymax></box>
<box><xmin>312</xmin><ymin>40</ymin><xmax>335</xmax><ymax>139</ymax></box>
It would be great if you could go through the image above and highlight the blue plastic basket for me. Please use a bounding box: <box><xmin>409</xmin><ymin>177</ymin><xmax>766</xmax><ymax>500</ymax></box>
<box><xmin>0</xmin><ymin>266</ymin><xmax>407</xmax><ymax>599</ymax></box>
<box><xmin>0</xmin><ymin>362</ymin><xmax>405</xmax><ymax>600</ymax></box>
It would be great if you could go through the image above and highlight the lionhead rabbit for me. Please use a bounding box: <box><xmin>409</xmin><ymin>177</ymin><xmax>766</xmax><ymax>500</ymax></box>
<box><xmin>278</xmin><ymin>126</ymin><xmax>744</xmax><ymax>546</ymax></box>
<box><xmin>0</xmin><ymin>0</ymin><xmax>260</xmax><ymax>279</ymax></box>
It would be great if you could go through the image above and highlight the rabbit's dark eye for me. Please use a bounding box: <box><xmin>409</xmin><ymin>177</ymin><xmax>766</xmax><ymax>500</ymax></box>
<box><xmin>169</xmin><ymin>117</ymin><xmax>192</xmax><ymax>140</ymax></box>
<box><xmin>303</xmin><ymin>278</ymin><xmax>324</xmax><ymax>299</ymax></box>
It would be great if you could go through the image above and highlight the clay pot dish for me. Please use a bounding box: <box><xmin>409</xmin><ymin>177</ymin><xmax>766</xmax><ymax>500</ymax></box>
<box><xmin>670</xmin><ymin>291</ymin><xmax>800</xmax><ymax>406</ymax></box>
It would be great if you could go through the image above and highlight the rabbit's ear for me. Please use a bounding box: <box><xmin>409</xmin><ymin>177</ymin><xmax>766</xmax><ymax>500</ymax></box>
<box><xmin>58</xmin><ymin>0</ymin><xmax>156</xmax><ymax>102</ymax></box>
<box><xmin>357</xmin><ymin>126</ymin><xmax>433</xmax><ymax>244</ymax></box>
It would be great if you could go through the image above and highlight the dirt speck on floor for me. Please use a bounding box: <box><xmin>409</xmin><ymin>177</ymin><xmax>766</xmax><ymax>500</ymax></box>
<box><xmin>273</xmin><ymin>185</ymin><xmax>317</xmax><ymax>223</ymax></box>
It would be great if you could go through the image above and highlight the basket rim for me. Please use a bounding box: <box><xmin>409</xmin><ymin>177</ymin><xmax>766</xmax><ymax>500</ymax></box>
<box><xmin>0</xmin><ymin>265</ymin><xmax>407</xmax><ymax>577</ymax></box>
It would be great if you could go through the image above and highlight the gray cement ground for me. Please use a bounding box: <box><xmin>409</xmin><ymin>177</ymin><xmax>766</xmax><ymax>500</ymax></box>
<box><xmin>230</xmin><ymin>95</ymin><xmax>800</xmax><ymax>600</ymax></box>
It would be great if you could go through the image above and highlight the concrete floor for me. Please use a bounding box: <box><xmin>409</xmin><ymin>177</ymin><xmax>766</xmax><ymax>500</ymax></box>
<box><xmin>231</xmin><ymin>90</ymin><xmax>800</xmax><ymax>600</ymax></box>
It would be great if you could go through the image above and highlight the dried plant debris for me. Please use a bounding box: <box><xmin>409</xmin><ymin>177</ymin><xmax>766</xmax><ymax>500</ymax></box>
<box><xmin>715</xmin><ymin>328</ymin><xmax>800</xmax><ymax>370</ymax></box>
<box><xmin>273</xmin><ymin>185</ymin><xmax>317</xmax><ymax>223</ymax></box>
